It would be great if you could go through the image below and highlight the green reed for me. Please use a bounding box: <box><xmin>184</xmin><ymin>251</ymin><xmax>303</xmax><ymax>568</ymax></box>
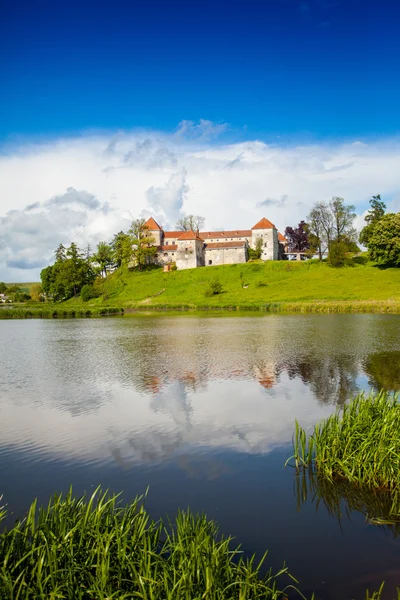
<box><xmin>0</xmin><ymin>487</ymin><xmax>310</xmax><ymax>600</ymax></box>
<box><xmin>288</xmin><ymin>391</ymin><xmax>400</xmax><ymax>492</ymax></box>
<box><xmin>0</xmin><ymin>307</ymin><xmax>124</xmax><ymax>319</ymax></box>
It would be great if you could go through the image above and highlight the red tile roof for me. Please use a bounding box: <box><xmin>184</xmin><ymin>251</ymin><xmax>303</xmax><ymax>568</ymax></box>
<box><xmin>278</xmin><ymin>232</ymin><xmax>288</xmax><ymax>242</ymax></box>
<box><xmin>158</xmin><ymin>245</ymin><xmax>177</xmax><ymax>251</ymax></box>
<box><xmin>163</xmin><ymin>231</ymin><xmax>182</xmax><ymax>238</ymax></box>
<box><xmin>145</xmin><ymin>217</ymin><xmax>162</xmax><ymax>231</ymax></box>
<box><xmin>252</xmin><ymin>217</ymin><xmax>276</xmax><ymax>230</ymax></box>
<box><xmin>205</xmin><ymin>241</ymin><xmax>247</xmax><ymax>249</ymax></box>
<box><xmin>200</xmin><ymin>230</ymin><xmax>252</xmax><ymax>239</ymax></box>
<box><xmin>177</xmin><ymin>229</ymin><xmax>204</xmax><ymax>241</ymax></box>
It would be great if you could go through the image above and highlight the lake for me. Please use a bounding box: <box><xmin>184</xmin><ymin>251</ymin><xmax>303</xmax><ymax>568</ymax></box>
<box><xmin>1</xmin><ymin>314</ymin><xmax>400</xmax><ymax>599</ymax></box>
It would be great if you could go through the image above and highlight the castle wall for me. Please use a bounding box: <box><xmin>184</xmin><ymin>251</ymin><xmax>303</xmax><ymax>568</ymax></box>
<box><xmin>205</xmin><ymin>246</ymin><xmax>247</xmax><ymax>266</ymax></box>
<box><xmin>175</xmin><ymin>239</ymin><xmax>204</xmax><ymax>270</ymax></box>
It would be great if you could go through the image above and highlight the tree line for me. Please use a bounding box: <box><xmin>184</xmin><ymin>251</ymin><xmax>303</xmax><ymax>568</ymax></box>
<box><xmin>284</xmin><ymin>194</ymin><xmax>399</xmax><ymax>268</ymax></box>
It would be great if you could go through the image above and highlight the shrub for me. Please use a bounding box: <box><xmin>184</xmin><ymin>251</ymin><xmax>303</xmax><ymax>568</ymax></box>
<box><xmin>204</xmin><ymin>279</ymin><xmax>223</xmax><ymax>297</ymax></box>
<box><xmin>328</xmin><ymin>240</ymin><xmax>349</xmax><ymax>268</ymax></box>
<box><xmin>80</xmin><ymin>284</ymin><xmax>98</xmax><ymax>301</ymax></box>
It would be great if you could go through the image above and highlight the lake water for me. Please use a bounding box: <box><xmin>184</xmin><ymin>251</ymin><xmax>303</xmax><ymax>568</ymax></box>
<box><xmin>1</xmin><ymin>314</ymin><xmax>400</xmax><ymax>599</ymax></box>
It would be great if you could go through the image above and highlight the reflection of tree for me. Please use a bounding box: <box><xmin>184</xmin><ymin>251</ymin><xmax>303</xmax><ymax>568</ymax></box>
<box><xmin>363</xmin><ymin>352</ymin><xmax>400</xmax><ymax>392</ymax></box>
<box><xmin>284</xmin><ymin>355</ymin><xmax>359</xmax><ymax>405</ymax></box>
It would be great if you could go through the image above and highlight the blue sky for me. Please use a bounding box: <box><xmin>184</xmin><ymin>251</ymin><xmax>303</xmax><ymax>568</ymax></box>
<box><xmin>1</xmin><ymin>0</ymin><xmax>399</xmax><ymax>140</ymax></box>
<box><xmin>1</xmin><ymin>0</ymin><xmax>400</xmax><ymax>281</ymax></box>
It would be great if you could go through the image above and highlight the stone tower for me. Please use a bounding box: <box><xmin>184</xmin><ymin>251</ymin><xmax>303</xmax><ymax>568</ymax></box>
<box><xmin>251</xmin><ymin>217</ymin><xmax>279</xmax><ymax>260</ymax></box>
<box><xmin>144</xmin><ymin>217</ymin><xmax>163</xmax><ymax>246</ymax></box>
<box><xmin>175</xmin><ymin>230</ymin><xmax>205</xmax><ymax>270</ymax></box>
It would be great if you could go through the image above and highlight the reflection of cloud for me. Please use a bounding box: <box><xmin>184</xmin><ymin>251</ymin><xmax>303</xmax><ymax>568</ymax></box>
<box><xmin>1</xmin><ymin>315</ymin><xmax>400</xmax><ymax>471</ymax></box>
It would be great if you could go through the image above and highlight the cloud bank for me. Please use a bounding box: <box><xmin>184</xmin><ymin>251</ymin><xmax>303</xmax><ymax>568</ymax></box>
<box><xmin>1</xmin><ymin>122</ymin><xmax>400</xmax><ymax>281</ymax></box>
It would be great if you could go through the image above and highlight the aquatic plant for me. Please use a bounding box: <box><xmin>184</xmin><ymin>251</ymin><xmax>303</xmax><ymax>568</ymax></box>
<box><xmin>0</xmin><ymin>487</ymin><xmax>309</xmax><ymax>600</ymax></box>
<box><xmin>289</xmin><ymin>391</ymin><xmax>400</xmax><ymax>493</ymax></box>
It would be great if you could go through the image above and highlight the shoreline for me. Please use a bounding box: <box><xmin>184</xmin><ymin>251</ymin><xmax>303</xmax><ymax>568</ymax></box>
<box><xmin>1</xmin><ymin>300</ymin><xmax>400</xmax><ymax>319</ymax></box>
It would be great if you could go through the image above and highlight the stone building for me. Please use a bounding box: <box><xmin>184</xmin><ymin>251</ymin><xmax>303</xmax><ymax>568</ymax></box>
<box><xmin>144</xmin><ymin>216</ymin><xmax>288</xmax><ymax>270</ymax></box>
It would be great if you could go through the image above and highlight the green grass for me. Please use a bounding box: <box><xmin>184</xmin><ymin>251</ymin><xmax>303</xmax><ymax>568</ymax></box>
<box><xmin>0</xmin><ymin>488</ymin><xmax>395</xmax><ymax>600</ymax></box>
<box><xmin>289</xmin><ymin>391</ymin><xmax>400</xmax><ymax>493</ymax></box>
<box><xmin>0</xmin><ymin>307</ymin><xmax>124</xmax><ymax>319</ymax></box>
<box><xmin>67</xmin><ymin>260</ymin><xmax>400</xmax><ymax>313</ymax></box>
<box><xmin>0</xmin><ymin>487</ymin><xmax>308</xmax><ymax>600</ymax></box>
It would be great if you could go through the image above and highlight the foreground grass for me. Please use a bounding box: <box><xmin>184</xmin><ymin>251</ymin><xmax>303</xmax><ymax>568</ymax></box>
<box><xmin>0</xmin><ymin>488</ymin><xmax>307</xmax><ymax>600</ymax></box>
<box><xmin>0</xmin><ymin>489</ymin><xmax>395</xmax><ymax>600</ymax></box>
<box><xmin>68</xmin><ymin>260</ymin><xmax>400</xmax><ymax>313</ymax></box>
<box><xmin>290</xmin><ymin>391</ymin><xmax>400</xmax><ymax>493</ymax></box>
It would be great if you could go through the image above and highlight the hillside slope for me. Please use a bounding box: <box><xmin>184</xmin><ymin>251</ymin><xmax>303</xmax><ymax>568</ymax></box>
<box><xmin>74</xmin><ymin>260</ymin><xmax>400</xmax><ymax>310</ymax></box>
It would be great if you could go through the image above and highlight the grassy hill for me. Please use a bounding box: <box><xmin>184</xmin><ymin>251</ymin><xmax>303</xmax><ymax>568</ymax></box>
<box><xmin>69</xmin><ymin>259</ymin><xmax>400</xmax><ymax>313</ymax></box>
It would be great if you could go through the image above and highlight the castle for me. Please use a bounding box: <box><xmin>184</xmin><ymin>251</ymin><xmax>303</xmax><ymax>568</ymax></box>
<box><xmin>144</xmin><ymin>217</ymin><xmax>288</xmax><ymax>270</ymax></box>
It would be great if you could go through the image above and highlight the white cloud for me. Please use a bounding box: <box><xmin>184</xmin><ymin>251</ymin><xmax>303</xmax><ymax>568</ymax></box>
<box><xmin>0</xmin><ymin>125</ymin><xmax>399</xmax><ymax>281</ymax></box>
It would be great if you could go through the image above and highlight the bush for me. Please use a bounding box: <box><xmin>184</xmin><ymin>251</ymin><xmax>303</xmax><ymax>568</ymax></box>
<box><xmin>80</xmin><ymin>284</ymin><xmax>99</xmax><ymax>301</ymax></box>
<box><xmin>328</xmin><ymin>241</ymin><xmax>349</xmax><ymax>268</ymax></box>
<box><xmin>204</xmin><ymin>279</ymin><xmax>223</xmax><ymax>297</ymax></box>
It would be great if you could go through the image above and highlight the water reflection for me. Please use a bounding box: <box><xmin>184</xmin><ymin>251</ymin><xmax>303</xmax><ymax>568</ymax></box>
<box><xmin>294</xmin><ymin>467</ymin><xmax>400</xmax><ymax>538</ymax></box>
<box><xmin>1</xmin><ymin>315</ymin><xmax>400</xmax><ymax>469</ymax></box>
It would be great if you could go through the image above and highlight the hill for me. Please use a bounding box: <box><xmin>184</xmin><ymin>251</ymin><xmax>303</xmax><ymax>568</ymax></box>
<box><xmin>68</xmin><ymin>260</ymin><xmax>400</xmax><ymax>312</ymax></box>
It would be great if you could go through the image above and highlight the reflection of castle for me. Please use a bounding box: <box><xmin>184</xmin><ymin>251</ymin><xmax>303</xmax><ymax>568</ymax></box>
<box><xmin>144</xmin><ymin>216</ymin><xmax>288</xmax><ymax>269</ymax></box>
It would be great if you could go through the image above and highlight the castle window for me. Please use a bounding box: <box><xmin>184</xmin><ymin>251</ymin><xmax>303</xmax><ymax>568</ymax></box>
<box><xmin>164</xmin><ymin>253</ymin><xmax>168</xmax><ymax>257</ymax></box>
<box><xmin>208</xmin><ymin>260</ymin><xmax>212</xmax><ymax>265</ymax></box>
<box><xmin>172</xmin><ymin>253</ymin><xmax>174</xmax><ymax>256</ymax></box>
<box><xmin>264</xmin><ymin>243</ymin><xmax>268</xmax><ymax>248</ymax></box>
<box><xmin>166</xmin><ymin>241</ymin><xmax>169</xmax><ymax>245</ymax></box>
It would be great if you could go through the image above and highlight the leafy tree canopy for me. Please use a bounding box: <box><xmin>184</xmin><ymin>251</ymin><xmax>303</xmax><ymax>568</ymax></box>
<box><xmin>365</xmin><ymin>213</ymin><xmax>400</xmax><ymax>267</ymax></box>
<box><xmin>284</xmin><ymin>221</ymin><xmax>310</xmax><ymax>252</ymax></box>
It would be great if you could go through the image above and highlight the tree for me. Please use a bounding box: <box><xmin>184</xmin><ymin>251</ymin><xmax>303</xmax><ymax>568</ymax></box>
<box><xmin>176</xmin><ymin>214</ymin><xmax>205</xmax><ymax>232</ymax></box>
<box><xmin>92</xmin><ymin>241</ymin><xmax>114</xmax><ymax>277</ymax></box>
<box><xmin>360</xmin><ymin>194</ymin><xmax>386</xmax><ymax>247</ymax></box>
<box><xmin>248</xmin><ymin>237</ymin><xmax>263</xmax><ymax>260</ymax></box>
<box><xmin>30</xmin><ymin>283</ymin><xmax>43</xmax><ymax>302</ymax></box>
<box><xmin>308</xmin><ymin>198</ymin><xmax>357</xmax><ymax>261</ymax></box>
<box><xmin>365</xmin><ymin>213</ymin><xmax>400</xmax><ymax>267</ymax></box>
<box><xmin>284</xmin><ymin>221</ymin><xmax>310</xmax><ymax>252</ymax></box>
<box><xmin>330</xmin><ymin>197</ymin><xmax>357</xmax><ymax>243</ymax></box>
<box><xmin>111</xmin><ymin>232</ymin><xmax>133</xmax><ymax>267</ymax></box>
<box><xmin>55</xmin><ymin>243</ymin><xmax>67</xmax><ymax>262</ymax></box>
<box><xmin>128</xmin><ymin>219</ymin><xmax>157</xmax><ymax>269</ymax></box>
<box><xmin>0</xmin><ymin>282</ymin><xmax>7</xmax><ymax>293</ymax></box>
<box><xmin>40</xmin><ymin>243</ymin><xmax>95</xmax><ymax>301</ymax></box>
<box><xmin>327</xmin><ymin>240</ymin><xmax>348</xmax><ymax>267</ymax></box>
<box><xmin>307</xmin><ymin>202</ymin><xmax>333</xmax><ymax>259</ymax></box>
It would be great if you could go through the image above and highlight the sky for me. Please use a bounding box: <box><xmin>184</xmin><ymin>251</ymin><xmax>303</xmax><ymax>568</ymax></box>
<box><xmin>1</xmin><ymin>0</ymin><xmax>399</xmax><ymax>281</ymax></box>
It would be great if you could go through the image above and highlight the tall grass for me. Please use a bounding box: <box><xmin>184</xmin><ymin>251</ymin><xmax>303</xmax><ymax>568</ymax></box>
<box><xmin>288</xmin><ymin>391</ymin><xmax>400</xmax><ymax>492</ymax></box>
<box><xmin>0</xmin><ymin>487</ymin><xmax>309</xmax><ymax>600</ymax></box>
<box><xmin>0</xmin><ymin>307</ymin><xmax>124</xmax><ymax>319</ymax></box>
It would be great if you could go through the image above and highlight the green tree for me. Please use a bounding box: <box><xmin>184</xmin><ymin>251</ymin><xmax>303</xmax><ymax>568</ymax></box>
<box><xmin>359</xmin><ymin>194</ymin><xmax>386</xmax><ymax>247</ymax></box>
<box><xmin>330</xmin><ymin>197</ymin><xmax>357</xmax><ymax>242</ymax></box>
<box><xmin>248</xmin><ymin>237</ymin><xmax>263</xmax><ymax>260</ymax></box>
<box><xmin>128</xmin><ymin>219</ymin><xmax>157</xmax><ymax>269</ymax></box>
<box><xmin>30</xmin><ymin>283</ymin><xmax>43</xmax><ymax>302</ymax></box>
<box><xmin>55</xmin><ymin>243</ymin><xmax>67</xmax><ymax>262</ymax></box>
<box><xmin>111</xmin><ymin>231</ymin><xmax>133</xmax><ymax>267</ymax></box>
<box><xmin>40</xmin><ymin>243</ymin><xmax>95</xmax><ymax>301</ymax></box>
<box><xmin>92</xmin><ymin>241</ymin><xmax>114</xmax><ymax>277</ymax></box>
<box><xmin>366</xmin><ymin>213</ymin><xmax>400</xmax><ymax>267</ymax></box>
<box><xmin>0</xmin><ymin>282</ymin><xmax>7</xmax><ymax>293</ymax></box>
<box><xmin>328</xmin><ymin>240</ymin><xmax>348</xmax><ymax>267</ymax></box>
